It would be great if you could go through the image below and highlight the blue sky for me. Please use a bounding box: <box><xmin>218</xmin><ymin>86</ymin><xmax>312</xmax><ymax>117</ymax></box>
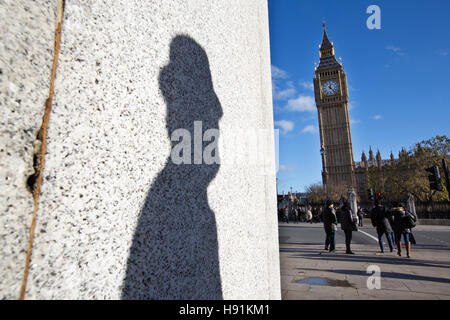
<box><xmin>269</xmin><ymin>0</ymin><xmax>450</xmax><ymax>194</ymax></box>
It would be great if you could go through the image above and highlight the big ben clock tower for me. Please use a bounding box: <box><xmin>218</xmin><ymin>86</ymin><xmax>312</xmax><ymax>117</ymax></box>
<box><xmin>314</xmin><ymin>23</ymin><xmax>356</xmax><ymax>194</ymax></box>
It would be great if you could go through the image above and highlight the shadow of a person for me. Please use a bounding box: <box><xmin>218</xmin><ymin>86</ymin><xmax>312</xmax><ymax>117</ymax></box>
<box><xmin>121</xmin><ymin>35</ymin><xmax>223</xmax><ymax>299</ymax></box>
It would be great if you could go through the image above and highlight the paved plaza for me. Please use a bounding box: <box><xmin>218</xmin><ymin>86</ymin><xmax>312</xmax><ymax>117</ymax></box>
<box><xmin>279</xmin><ymin>222</ymin><xmax>450</xmax><ymax>300</ymax></box>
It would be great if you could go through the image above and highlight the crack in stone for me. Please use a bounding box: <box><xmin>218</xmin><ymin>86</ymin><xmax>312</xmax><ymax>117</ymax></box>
<box><xmin>26</xmin><ymin>139</ymin><xmax>42</xmax><ymax>195</ymax></box>
<box><xmin>19</xmin><ymin>0</ymin><xmax>65</xmax><ymax>300</ymax></box>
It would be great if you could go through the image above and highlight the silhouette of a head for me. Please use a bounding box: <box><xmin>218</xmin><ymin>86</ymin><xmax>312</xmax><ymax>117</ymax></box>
<box><xmin>159</xmin><ymin>35</ymin><xmax>223</xmax><ymax>137</ymax></box>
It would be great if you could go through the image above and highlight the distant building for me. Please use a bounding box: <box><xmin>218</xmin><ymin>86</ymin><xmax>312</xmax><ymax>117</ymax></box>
<box><xmin>354</xmin><ymin>147</ymin><xmax>400</xmax><ymax>199</ymax></box>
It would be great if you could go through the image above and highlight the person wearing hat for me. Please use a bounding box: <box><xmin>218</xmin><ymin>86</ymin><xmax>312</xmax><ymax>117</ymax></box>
<box><xmin>323</xmin><ymin>199</ymin><xmax>337</xmax><ymax>252</ymax></box>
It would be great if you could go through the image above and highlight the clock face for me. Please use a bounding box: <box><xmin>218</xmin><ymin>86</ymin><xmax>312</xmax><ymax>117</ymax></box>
<box><xmin>322</xmin><ymin>80</ymin><xmax>339</xmax><ymax>96</ymax></box>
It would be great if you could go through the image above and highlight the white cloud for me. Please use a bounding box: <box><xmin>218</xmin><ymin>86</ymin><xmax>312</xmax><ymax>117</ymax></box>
<box><xmin>348</xmin><ymin>85</ymin><xmax>357</xmax><ymax>92</ymax></box>
<box><xmin>438</xmin><ymin>49</ymin><xmax>448</xmax><ymax>57</ymax></box>
<box><xmin>274</xmin><ymin>81</ymin><xmax>296</xmax><ymax>101</ymax></box>
<box><xmin>348</xmin><ymin>101</ymin><xmax>357</xmax><ymax>110</ymax></box>
<box><xmin>350</xmin><ymin>119</ymin><xmax>360</xmax><ymax>125</ymax></box>
<box><xmin>372</xmin><ymin>115</ymin><xmax>382</xmax><ymax>120</ymax></box>
<box><xmin>271</xmin><ymin>65</ymin><xmax>288</xmax><ymax>79</ymax></box>
<box><xmin>279</xmin><ymin>165</ymin><xmax>294</xmax><ymax>172</ymax></box>
<box><xmin>274</xmin><ymin>120</ymin><xmax>294</xmax><ymax>134</ymax></box>
<box><xmin>299</xmin><ymin>80</ymin><xmax>314</xmax><ymax>91</ymax></box>
<box><xmin>285</xmin><ymin>94</ymin><xmax>316</xmax><ymax>112</ymax></box>
<box><xmin>301</xmin><ymin>125</ymin><xmax>318</xmax><ymax>134</ymax></box>
<box><xmin>386</xmin><ymin>45</ymin><xmax>405</xmax><ymax>56</ymax></box>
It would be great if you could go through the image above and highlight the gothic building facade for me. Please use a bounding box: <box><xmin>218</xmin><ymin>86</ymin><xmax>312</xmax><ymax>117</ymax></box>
<box><xmin>354</xmin><ymin>147</ymin><xmax>399</xmax><ymax>199</ymax></box>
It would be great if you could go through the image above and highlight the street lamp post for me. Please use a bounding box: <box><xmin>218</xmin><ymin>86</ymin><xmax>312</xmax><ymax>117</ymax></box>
<box><xmin>320</xmin><ymin>147</ymin><xmax>327</xmax><ymax>195</ymax></box>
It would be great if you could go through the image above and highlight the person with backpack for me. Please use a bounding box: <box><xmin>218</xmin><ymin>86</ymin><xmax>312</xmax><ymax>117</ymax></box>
<box><xmin>371</xmin><ymin>199</ymin><xmax>395</xmax><ymax>253</ymax></box>
<box><xmin>390</xmin><ymin>202</ymin><xmax>417</xmax><ymax>258</ymax></box>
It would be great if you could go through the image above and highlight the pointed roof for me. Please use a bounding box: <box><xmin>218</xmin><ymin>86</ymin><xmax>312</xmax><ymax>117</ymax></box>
<box><xmin>316</xmin><ymin>22</ymin><xmax>341</xmax><ymax>71</ymax></box>
<box><xmin>320</xmin><ymin>22</ymin><xmax>333</xmax><ymax>49</ymax></box>
<box><xmin>361</xmin><ymin>151</ymin><xmax>367</xmax><ymax>162</ymax></box>
<box><xmin>376</xmin><ymin>150</ymin><xmax>382</xmax><ymax>160</ymax></box>
<box><xmin>369</xmin><ymin>147</ymin><xmax>375</xmax><ymax>161</ymax></box>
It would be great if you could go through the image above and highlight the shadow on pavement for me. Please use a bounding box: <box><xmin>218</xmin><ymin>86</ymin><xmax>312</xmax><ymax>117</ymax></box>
<box><xmin>298</xmin><ymin>267</ymin><xmax>450</xmax><ymax>284</ymax></box>
<box><xmin>413</xmin><ymin>244</ymin><xmax>450</xmax><ymax>251</ymax></box>
<box><xmin>289</xmin><ymin>251</ymin><xmax>450</xmax><ymax>269</ymax></box>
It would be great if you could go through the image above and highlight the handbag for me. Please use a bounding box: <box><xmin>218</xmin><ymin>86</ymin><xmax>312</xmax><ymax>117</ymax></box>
<box><xmin>351</xmin><ymin>215</ymin><xmax>358</xmax><ymax>231</ymax></box>
<box><xmin>403</xmin><ymin>211</ymin><xmax>417</xmax><ymax>229</ymax></box>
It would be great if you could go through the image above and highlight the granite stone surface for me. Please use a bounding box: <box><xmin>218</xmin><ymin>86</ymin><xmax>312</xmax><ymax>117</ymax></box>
<box><xmin>0</xmin><ymin>0</ymin><xmax>56</xmax><ymax>299</ymax></box>
<box><xmin>2</xmin><ymin>0</ymin><xmax>280</xmax><ymax>299</ymax></box>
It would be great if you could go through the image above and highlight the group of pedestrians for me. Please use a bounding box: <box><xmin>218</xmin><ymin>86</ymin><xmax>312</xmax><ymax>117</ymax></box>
<box><xmin>323</xmin><ymin>199</ymin><xmax>356</xmax><ymax>254</ymax></box>
<box><xmin>322</xmin><ymin>198</ymin><xmax>418</xmax><ymax>258</ymax></box>
<box><xmin>278</xmin><ymin>205</ymin><xmax>320</xmax><ymax>224</ymax></box>
<box><xmin>371</xmin><ymin>199</ymin><xmax>417</xmax><ymax>258</ymax></box>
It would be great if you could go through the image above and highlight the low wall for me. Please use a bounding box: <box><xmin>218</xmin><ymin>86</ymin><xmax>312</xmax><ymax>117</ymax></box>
<box><xmin>417</xmin><ymin>219</ymin><xmax>450</xmax><ymax>226</ymax></box>
<box><xmin>362</xmin><ymin>218</ymin><xmax>450</xmax><ymax>227</ymax></box>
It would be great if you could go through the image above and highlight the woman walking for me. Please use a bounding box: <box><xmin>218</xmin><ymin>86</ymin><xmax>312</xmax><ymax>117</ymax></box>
<box><xmin>391</xmin><ymin>202</ymin><xmax>415</xmax><ymax>258</ymax></box>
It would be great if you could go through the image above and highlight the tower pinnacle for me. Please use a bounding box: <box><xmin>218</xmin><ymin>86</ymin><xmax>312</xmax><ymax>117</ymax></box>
<box><xmin>320</xmin><ymin>21</ymin><xmax>333</xmax><ymax>49</ymax></box>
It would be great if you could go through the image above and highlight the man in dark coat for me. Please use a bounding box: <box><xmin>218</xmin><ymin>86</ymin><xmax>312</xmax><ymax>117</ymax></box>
<box><xmin>371</xmin><ymin>199</ymin><xmax>394</xmax><ymax>253</ymax></box>
<box><xmin>323</xmin><ymin>199</ymin><xmax>337</xmax><ymax>252</ymax></box>
<box><xmin>339</xmin><ymin>200</ymin><xmax>356</xmax><ymax>254</ymax></box>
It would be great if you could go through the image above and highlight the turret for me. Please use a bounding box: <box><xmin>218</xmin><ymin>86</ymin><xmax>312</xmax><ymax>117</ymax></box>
<box><xmin>369</xmin><ymin>147</ymin><xmax>375</xmax><ymax>164</ymax></box>
<box><xmin>361</xmin><ymin>151</ymin><xmax>368</xmax><ymax>168</ymax></box>
<box><xmin>376</xmin><ymin>150</ymin><xmax>382</xmax><ymax>168</ymax></box>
